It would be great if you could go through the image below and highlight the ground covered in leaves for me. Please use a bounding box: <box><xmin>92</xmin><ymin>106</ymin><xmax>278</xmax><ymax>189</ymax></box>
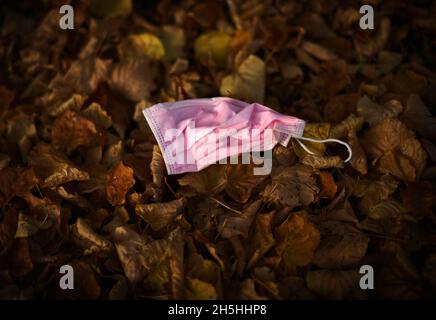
<box><xmin>1</xmin><ymin>0</ymin><xmax>436</xmax><ymax>299</ymax></box>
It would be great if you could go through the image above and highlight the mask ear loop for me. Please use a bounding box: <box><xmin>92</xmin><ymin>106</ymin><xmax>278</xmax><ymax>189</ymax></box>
<box><xmin>293</xmin><ymin>136</ymin><xmax>353</xmax><ymax>163</ymax></box>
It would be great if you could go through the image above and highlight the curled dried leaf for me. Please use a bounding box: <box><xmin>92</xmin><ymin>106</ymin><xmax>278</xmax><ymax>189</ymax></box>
<box><xmin>28</xmin><ymin>144</ymin><xmax>89</xmax><ymax>188</ymax></box>
<box><xmin>301</xmin><ymin>154</ymin><xmax>344</xmax><ymax>169</ymax></box>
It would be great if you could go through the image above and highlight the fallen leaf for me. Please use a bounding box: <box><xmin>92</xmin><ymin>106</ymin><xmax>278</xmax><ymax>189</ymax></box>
<box><xmin>318</xmin><ymin>171</ymin><xmax>337</xmax><ymax>199</ymax></box>
<box><xmin>361</xmin><ymin>118</ymin><xmax>427</xmax><ymax>181</ymax></box>
<box><xmin>275</xmin><ymin>211</ymin><xmax>320</xmax><ymax>273</ymax></box>
<box><xmin>178</xmin><ymin>164</ymin><xmax>227</xmax><ymax>196</ymax></box>
<box><xmin>106</xmin><ymin>161</ymin><xmax>135</xmax><ymax>206</ymax></box>
<box><xmin>220</xmin><ymin>55</ymin><xmax>265</xmax><ymax>103</ymax></box>
<box><xmin>28</xmin><ymin>144</ymin><xmax>90</xmax><ymax>188</ymax></box>
<box><xmin>401</xmin><ymin>94</ymin><xmax>436</xmax><ymax>140</ymax></box>
<box><xmin>262</xmin><ymin>165</ymin><xmax>319</xmax><ymax>208</ymax></box>
<box><xmin>135</xmin><ymin>199</ymin><xmax>185</xmax><ymax>231</ymax></box>
<box><xmin>194</xmin><ymin>31</ymin><xmax>232</xmax><ymax>68</ymax></box>
<box><xmin>306</xmin><ymin>269</ymin><xmax>360</xmax><ymax>299</ymax></box>
<box><xmin>313</xmin><ymin>221</ymin><xmax>369</xmax><ymax>268</ymax></box>
<box><xmin>52</xmin><ymin>110</ymin><xmax>98</xmax><ymax>154</ymax></box>
<box><xmin>219</xmin><ymin>200</ymin><xmax>261</xmax><ymax>239</ymax></box>
<box><xmin>225</xmin><ymin>162</ymin><xmax>267</xmax><ymax>203</ymax></box>
<box><xmin>118</xmin><ymin>33</ymin><xmax>165</xmax><ymax>61</ymax></box>
<box><xmin>108</xmin><ymin>59</ymin><xmax>155</xmax><ymax>102</ymax></box>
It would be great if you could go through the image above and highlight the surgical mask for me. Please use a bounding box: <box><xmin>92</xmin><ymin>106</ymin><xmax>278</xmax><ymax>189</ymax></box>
<box><xmin>143</xmin><ymin>97</ymin><xmax>351</xmax><ymax>175</ymax></box>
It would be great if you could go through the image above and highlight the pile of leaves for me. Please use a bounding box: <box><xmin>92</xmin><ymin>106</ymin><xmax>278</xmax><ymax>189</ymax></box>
<box><xmin>0</xmin><ymin>0</ymin><xmax>436</xmax><ymax>299</ymax></box>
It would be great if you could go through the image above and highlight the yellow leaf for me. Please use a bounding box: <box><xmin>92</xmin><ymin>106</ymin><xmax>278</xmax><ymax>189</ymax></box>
<box><xmin>293</xmin><ymin>122</ymin><xmax>331</xmax><ymax>158</ymax></box>
<box><xmin>185</xmin><ymin>278</ymin><xmax>218</xmax><ymax>300</ymax></box>
<box><xmin>15</xmin><ymin>212</ymin><xmax>39</xmax><ymax>238</ymax></box>
<box><xmin>194</xmin><ymin>31</ymin><xmax>232</xmax><ymax>68</ymax></box>
<box><xmin>118</xmin><ymin>33</ymin><xmax>165</xmax><ymax>61</ymax></box>
<box><xmin>220</xmin><ymin>55</ymin><xmax>265</xmax><ymax>103</ymax></box>
<box><xmin>160</xmin><ymin>26</ymin><xmax>186</xmax><ymax>61</ymax></box>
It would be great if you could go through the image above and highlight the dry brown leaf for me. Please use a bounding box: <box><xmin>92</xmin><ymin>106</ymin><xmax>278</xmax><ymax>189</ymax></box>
<box><xmin>247</xmin><ymin>211</ymin><xmax>275</xmax><ymax>269</ymax></box>
<box><xmin>80</xmin><ymin>102</ymin><xmax>112</xmax><ymax>129</ymax></box>
<box><xmin>108</xmin><ymin>59</ymin><xmax>155</xmax><ymax>102</ymax></box>
<box><xmin>106</xmin><ymin>161</ymin><xmax>135</xmax><ymax>206</ymax></box>
<box><xmin>401</xmin><ymin>94</ymin><xmax>436</xmax><ymax>140</ymax></box>
<box><xmin>361</xmin><ymin>118</ymin><xmax>427</xmax><ymax>181</ymax></box>
<box><xmin>354</xmin><ymin>175</ymin><xmax>399</xmax><ymax>214</ymax></box>
<box><xmin>70</xmin><ymin>217</ymin><xmax>113</xmax><ymax>255</ymax></box>
<box><xmin>0</xmin><ymin>167</ymin><xmax>37</xmax><ymax>207</ymax></box>
<box><xmin>301</xmin><ymin>40</ymin><xmax>338</xmax><ymax>61</ymax></box>
<box><xmin>28</xmin><ymin>144</ymin><xmax>89</xmax><ymax>188</ymax></box>
<box><xmin>313</xmin><ymin>220</ymin><xmax>369</xmax><ymax>268</ymax></box>
<box><xmin>150</xmin><ymin>145</ymin><xmax>166</xmax><ymax>201</ymax></box>
<box><xmin>357</xmin><ymin>95</ymin><xmax>402</xmax><ymax>127</ymax></box>
<box><xmin>219</xmin><ymin>200</ymin><xmax>261</xmax><ymax>239</ymax></box>
<box><xmin>225</xmin><ymin>162</ymin><xmax>267</xmax><ymax>203</ymax></box>
<box><xmin>52</xmin><ymin>110</ymin><xmax>98</xmax><ymax>154</ymax></box>
<box><xmin>318</xmin><ymin>171</ymin><xmax>337</xmax><ymax>199</ymax></box>
<box><xmin>178</xmin><ymin>164</ymin><xmax>227</xmax><ymax>196</ymax></box>
<box><xmin>348</xmin><ymin>131</ymin><xmax>368</xmax><ymax>175</ymax></box>
<box><xmin>135</xmin><ymin>199</ymin><xmax>185</xmax><ymax>231</ymax></box>
<box><xmin>300</xmin><ymin>154</ymin><xmax>344</xmax><ymax>169</ymax></box>
<box><xmin>306</xmin><ymin>269</ymin><xmax>360</xmax><ymax>299</ymax></box>
<box><xmin>275</xmin><ymin>211</ymin><xmax>320</xmax><ymax>273</ymax></box>
<box><xmin>262</xmin><ymin>165</ymin><xmax>319</xmax><ymax>208</ymax></box>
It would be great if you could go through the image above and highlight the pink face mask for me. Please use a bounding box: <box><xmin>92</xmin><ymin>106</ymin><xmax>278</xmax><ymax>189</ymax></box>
<box><xmin>143</xmin><ymin>97</ymin><xmax>351</xmax><ymax>175</ymax></box>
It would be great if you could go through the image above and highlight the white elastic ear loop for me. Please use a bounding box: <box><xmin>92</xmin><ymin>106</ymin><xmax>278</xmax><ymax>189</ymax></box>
<box><xmin>294</xmin><ymin>136</ymin><xmax>353</xmax><ymax>163</ymax></box>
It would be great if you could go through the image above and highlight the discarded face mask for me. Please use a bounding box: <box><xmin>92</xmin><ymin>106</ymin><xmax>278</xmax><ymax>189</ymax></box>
<box><xmin>143</xmin><ymin>97</ymin><xmax>352</xmax><ymax>175</ymax></box>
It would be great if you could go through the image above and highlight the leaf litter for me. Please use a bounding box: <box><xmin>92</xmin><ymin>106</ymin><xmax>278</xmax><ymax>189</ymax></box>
<box><xmin>0</xmin><ymin>0</ymin><xmax>435</xmax><ymax>299</ymax></box>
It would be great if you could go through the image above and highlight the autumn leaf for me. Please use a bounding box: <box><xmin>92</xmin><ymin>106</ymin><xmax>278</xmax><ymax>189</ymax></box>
<box><xmin>275</xmin><ymin>211</ymin><xmax>320</xmax><ymax>273</ymax></box>
<box><xmin>219</xmin><ymin>200</ymin><xmax>261</xmax><ymax>239</ymax></box>
<box><xmin>178</xmin><ymin>164</ymin><xmax>227</xmax><ymax>196</ymax></box>
<box><xmin>118</xmin><ymin>34</ymin><xmax>165</xmax><ymax>61</ymax></box>
<box><xmin>247</xmin><ymin>212</ymin><xmax>275</xmax><ymax>269</ymax></box>
<box><xmin>135</xmin><ymin>199</ymin><xmax>185</xmax><ymax>231</ymax></box>
<box><xmin>313</xmin><ymin>220</ymin><xmax>369</xmax><ymax>268</ymax></box>
<box><xmin>148</xmin><ymin>145</ymin><xmax>166</xmax><ymax>201</ymax></box>
<box><xmin>70</xmin><ymin>218</ymin><xmax>113</xmax><ymax>255</ymax></box>
<box><xmin>108</xmin><ymin>59</ymin><xmax>155</xmax><ymax>102</ymax></box>
<box><xmin>28</xmin><ymin>144</ymin><xmax>90</xmax><ymax>188</ymax></box>
<box><xmin>354</xmin><ymin>175</ymin><xmax>399</xmax><ymax>213</ymax></box>
<box><xmin>194</xmin><ymin>31</ymin><xmax>232</xmax><ymax>68</ymax></box>
<box><xmin>185</xmin><ymin>278</ymin><xmax>218</xmax><ymax>300</ymax></box>
<box><xmin>52</xmin><ymin>110</ymin><xmax>98</xmax><ymax>154</ymax></box>
<box><xmin>106</xmin><ymin>161</ymin><xmax>135</xmax><ymax>206</ymax></box>
<box><xmin>306</xmin><ymin>269</ymin><xmax>360</xmax><ymax>299</ymax></box>
<box><xmin>225</xmin><ymin>162</ymin><xmax>267</xmax><ymax>203</ymax></box>
<box><xmin>220</xmin><ymin>55</ymin><xmax>265</xmax><ymax>103</ymax></box>
<box><xmin>357</xmin><ymin>95</ymin><xmax>402</xmax><ymax>127</ymax></box>
<box><xmin>0</xmin><ymin>166</ymin><xmax>37</xmax><ymax>207</ymax></box>
<box><xmin>401</xmin><ymin>94</ymin><xmax>436</xmax><ymax>140</ymax></box>
<box><xmin>318</xmin><ymin>171</ymin><xmax>337</xmax><ymax>199</ymax></box>
<box><xmin>261</xmin><ymin>164</ymin><xmax>319</xmax><ymax>209</ymax></box>
<box><xmin>361</xmin><ymin>118</ymin><xmax>427</xmax><ymax>181</ymax></box>
<box><xmin>293</xmin><ymin>122</ymin><xmax>331</xmax><ymax>158</ymax></box>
